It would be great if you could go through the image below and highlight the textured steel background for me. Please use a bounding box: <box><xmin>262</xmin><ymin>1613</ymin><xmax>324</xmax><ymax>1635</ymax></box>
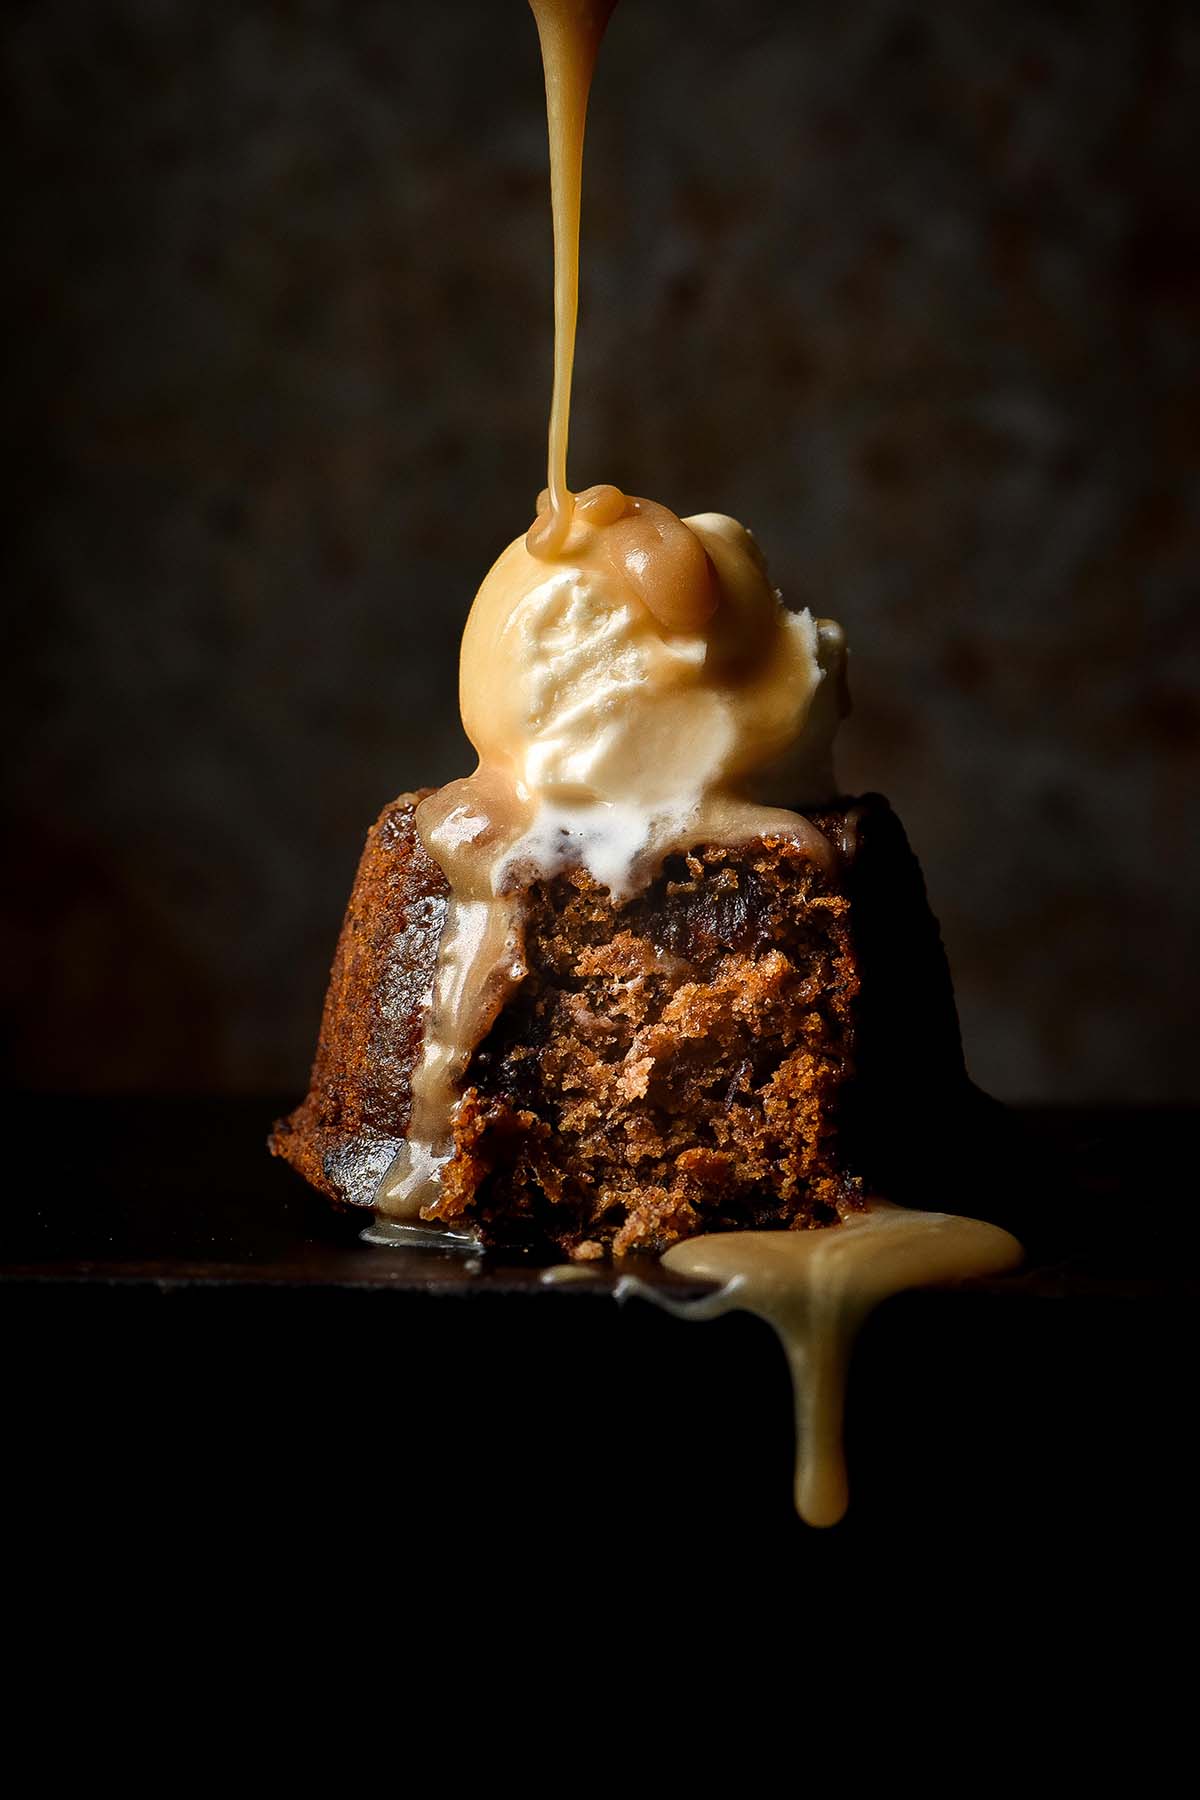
<box><xmin>4</xmin><ymin>0</ymin><xmax>1198</xmax><ymax>1100</ymax></box>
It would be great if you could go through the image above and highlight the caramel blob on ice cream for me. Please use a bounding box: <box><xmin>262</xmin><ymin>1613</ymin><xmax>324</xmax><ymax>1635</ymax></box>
<box><xmin>466</xmin><ymin>493</ymin><xmax>848</xmax><ymax>894</ymax></box>
<box><xmin>528</xmin><ymin>484</ymin><xmax>718</xmax><ymax>632</ymax></box>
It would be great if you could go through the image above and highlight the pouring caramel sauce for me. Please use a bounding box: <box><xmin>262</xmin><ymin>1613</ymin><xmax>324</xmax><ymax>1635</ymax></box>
<box><xmin>371</xmin><ymin>0</ymin><xmax>1024</xmax><ymax>1527</ymax></box>
<box><xmin>525</xmin><ymin>0</ymin><xmax>616</xmax><ymax>559</ymax></box>
<box><xmin>535</xmin><ymin>484</ymin><xmax>719</xmax><ymax>632</ymax></box>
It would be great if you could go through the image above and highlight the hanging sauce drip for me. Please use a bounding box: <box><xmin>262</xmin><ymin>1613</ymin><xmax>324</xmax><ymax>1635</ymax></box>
<box><xmin>621</xmin><ymin>1205</ymin><xmax>1024</xmax><ymax>1527</ymax></box>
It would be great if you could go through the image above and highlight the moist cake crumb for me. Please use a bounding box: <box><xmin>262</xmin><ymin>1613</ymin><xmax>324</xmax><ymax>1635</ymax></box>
<box><xmin>429</xmin><ymin>842</ymin><xmax>864</xmax><ymax>1255</ymax></box>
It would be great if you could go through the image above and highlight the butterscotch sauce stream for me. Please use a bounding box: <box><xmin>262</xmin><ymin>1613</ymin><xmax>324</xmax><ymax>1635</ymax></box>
<box><xmin>622</xmin><ymin>1205</ymin><xmax>1024</xmax><ymax>1527</ymax></box>
<box><xmin>527</xmin><ymin>0</ymin><xmax>616</xmax><ymax>558</ymax></box>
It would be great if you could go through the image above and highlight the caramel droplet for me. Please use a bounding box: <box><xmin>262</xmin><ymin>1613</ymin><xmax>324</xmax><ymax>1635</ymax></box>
<box><xmin>604</xmin><ymin>497</ymin><xmax>719</xmax><ymax>632</ymax></box>
<box><xmin>575</xmin><ymin>482</ymin><xmax>629</xmax><ymax>526</ymax></box>
<box><xmin>526</xmin><ymin>490</ymin><xmax>570</xmax><ymax>557</ymax></box>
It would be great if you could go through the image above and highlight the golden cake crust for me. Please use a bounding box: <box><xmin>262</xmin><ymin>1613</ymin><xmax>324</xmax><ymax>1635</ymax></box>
<box><xmin>269</xmin><ymin>791</ymin><xmax>448</xmax><ymax>1209</ymax></box>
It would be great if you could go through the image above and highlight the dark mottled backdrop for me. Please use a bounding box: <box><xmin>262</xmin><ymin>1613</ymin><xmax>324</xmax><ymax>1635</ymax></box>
<box><xmin>4</xmin><ymin>0</ymin><xmax>1197</xmax><ymax>1101</ymax></box>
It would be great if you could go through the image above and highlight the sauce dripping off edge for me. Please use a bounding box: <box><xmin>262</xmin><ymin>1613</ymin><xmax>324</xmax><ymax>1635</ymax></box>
<box><xmin>617</xmin><ymin>1202</ymin><xmax>1023</xmax><ymax>1527</ymax></box>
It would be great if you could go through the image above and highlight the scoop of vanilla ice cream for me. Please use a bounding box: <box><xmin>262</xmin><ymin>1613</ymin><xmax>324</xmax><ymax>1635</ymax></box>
<box><xmin>461</xmin><ymin>507</ymin><xmax>844</xmax><ymax>803</ymax></box>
